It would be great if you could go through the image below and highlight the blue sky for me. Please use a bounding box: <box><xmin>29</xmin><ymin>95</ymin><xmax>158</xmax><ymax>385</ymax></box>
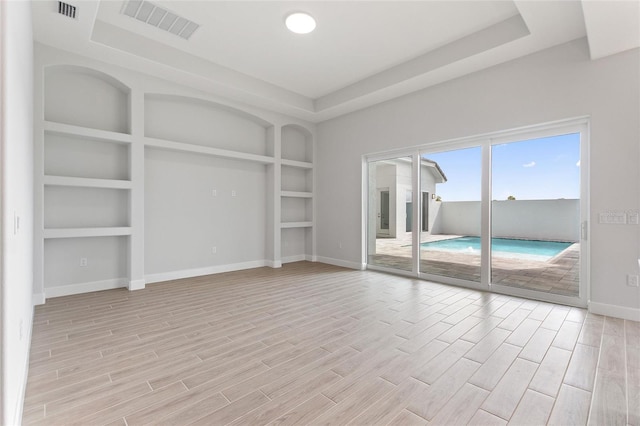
<box><xmin>424</xmin><ymin>133</ymin><xmax>581</xmax><ymax>201</ymax></box>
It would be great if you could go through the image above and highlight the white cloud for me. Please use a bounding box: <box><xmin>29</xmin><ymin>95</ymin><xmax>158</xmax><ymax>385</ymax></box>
<box><xmin>523</xmin><ymin>161</ymin><xmax>536</xmax><ymax>168</ymax></box>
<box><xmin>576</xmin><ymin>160</ymin><xmax>580</xmax><ymax>167</ymax></box>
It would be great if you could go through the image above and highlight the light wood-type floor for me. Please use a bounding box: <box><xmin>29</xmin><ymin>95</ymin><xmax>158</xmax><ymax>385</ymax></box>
<box><xmin>24</xmin><ymin>262</ymin><xmax>639</xmax><ymax>425</ymax></box>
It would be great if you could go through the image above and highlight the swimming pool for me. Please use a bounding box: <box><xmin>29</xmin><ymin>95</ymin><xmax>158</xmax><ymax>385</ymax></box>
<box><xmin>420</xmin><ymin>236</ymin><xmax>573</xmax><ymax>261</ymax></box>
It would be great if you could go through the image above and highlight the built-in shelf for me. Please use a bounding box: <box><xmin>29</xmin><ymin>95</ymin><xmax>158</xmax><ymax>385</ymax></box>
<box><xmin>281</xmin><ymin>159</ymin><xmax>313</xmax><ymax>169</ymax></box>
<box><xmin>43</xmin><ymin>175</ymin><xmax>132</xmax><ymax>190</ymax></box>
<box><xmin>145</xmin><ymin>137</ymin><xmax>275</xmax><ymax>165</ymax></box>
<box><xmin>37</xmin><ymin>61</ymin><xmax>317</xmax><ymax>302</ymax></box>
<box><xmin>281</xmin><ymin>221</ymin><xmax>313</xmax><ymax>229</ymax></box>
<box><xmin>43</xmin><ymin>227</ymin><xmax>132</xmax><ymax>239</ymax></box>
<box><xmin>281</xmin><ymin>191</ymin><xmax>313</xmax><ymax>198</ymax></box>
<box><xmin>43</xmin><ymin>120</ymin><xmax>133</xmax><ymax>145</ymax></box>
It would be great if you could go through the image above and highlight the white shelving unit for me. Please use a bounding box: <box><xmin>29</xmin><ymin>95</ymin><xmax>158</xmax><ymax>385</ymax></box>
<box><xmin>34</xmin><ymin>65</ymin><xmax>136</xmax><ymax>301</ymax></box>
<box><xmin>33</xmin><ymin>59</ymin><xmax>315</xmax><ymax>303</ymax></box>
<box><xmin>280</xmin><ymin>125</ymin><xmax>315</xmax><ymax>263</ymax></box>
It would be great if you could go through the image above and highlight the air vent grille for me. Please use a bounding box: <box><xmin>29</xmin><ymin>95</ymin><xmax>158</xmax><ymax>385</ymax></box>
<box><xmin>121</xmin><ymin>0</ymin><xmax>200</xmax><ymax>40</ymax></box>
<box><xmin>58</xmin><ymin>1</ymin><xmax>77</xmax><ymax>19</ymax></box>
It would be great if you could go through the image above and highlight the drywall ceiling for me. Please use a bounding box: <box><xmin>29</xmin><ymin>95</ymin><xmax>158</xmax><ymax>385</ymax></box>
<box><xmin>31</xmin><ymin>1</ymin><xmax>640</xmax><ymax>123</ymax></box>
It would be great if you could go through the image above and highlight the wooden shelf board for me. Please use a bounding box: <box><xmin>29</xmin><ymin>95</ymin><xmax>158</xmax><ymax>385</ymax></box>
<box><xmin>281</xmin><ymin>191</ymin><xmax>313</xmax><ymax>198</ymax></box>
<box><xmin>43</xmin><ymin>175</ymin><xmax>132</xmax><ymax>189</ymax></box>
<box><xmin>43</xmin><ymin>227</ymin><xmax>132</xmax><ymax>239</ymax></box>
<box><xmin>43</xmin><ymin>121</ymin><xmax>133</xmax><ymax>144</ymax></box>
<box><xmin>281</xmin><ymin>222</ymin><xmax>313</xmax><ymax>229</ymax></box>
<box><xmin>145</xmin><ymin>137</ymin><xmax>275</xmax><ymax>165</ymax></box>
<box><xmin>281</xmin><ymin>159</ymin><xmax>313</xmax><ymax>169</ymax></box>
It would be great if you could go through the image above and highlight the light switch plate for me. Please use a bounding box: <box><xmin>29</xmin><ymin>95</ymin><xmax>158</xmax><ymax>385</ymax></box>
<box><xmin>599</xmin><ymin>212</ymin><xmax>626</xmax><ymax>224</ymax></box>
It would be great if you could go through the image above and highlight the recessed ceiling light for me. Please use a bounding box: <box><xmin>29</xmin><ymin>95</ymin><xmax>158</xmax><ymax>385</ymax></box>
<box><xmin>285</xmin><ymin>12</ymin><xmax>316</xmax><ymax>34</ymax></box>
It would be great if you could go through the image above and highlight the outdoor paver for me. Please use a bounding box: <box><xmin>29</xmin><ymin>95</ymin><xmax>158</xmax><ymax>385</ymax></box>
<box><xmin>370</xmin><ymin>235</ymin><xmax>579</xmax><ymax>297</ymax></box>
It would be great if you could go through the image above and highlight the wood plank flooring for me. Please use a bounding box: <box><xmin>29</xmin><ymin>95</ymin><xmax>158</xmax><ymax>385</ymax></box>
<box><xmin>23</xmin><ymin>262</ymin><xmax>639</xmax><ymax>425</ymax></box>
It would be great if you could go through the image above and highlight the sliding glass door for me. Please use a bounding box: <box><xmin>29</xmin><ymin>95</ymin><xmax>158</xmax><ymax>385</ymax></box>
<box><xmin>418</xmin><ymin>147</ymin><xmax>483</xmax><ymax>284</ymax></box>
<box><xmin>490</xmin><ymin>132</ymin><xmax>582</xmax><ymax>299</ymax></box>
<box><xmin>367</xmin><ymin>156</ymin><xmax>414</xmax><ymax>272</ymax></box>
<box><xmin>365</xmin><ymin>120</ymin><xmax>588</xmax><ymax>306</ymax></box>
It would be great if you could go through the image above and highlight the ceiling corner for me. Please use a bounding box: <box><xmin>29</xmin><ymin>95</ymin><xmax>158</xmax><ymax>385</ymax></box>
<box><xmin>582</xmin><ymin>0</ymin><xmax>640</xmax><ymax>60</ymax></box>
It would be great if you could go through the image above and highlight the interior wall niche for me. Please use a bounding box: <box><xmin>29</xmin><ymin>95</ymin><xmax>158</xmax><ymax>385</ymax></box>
<box><xmin>44</xmin><ymin>237</ymin><xmax>128</xmax><ymax>289</ymax></box>
<box><xmin>44</xmin><ymin>133</ymin><xmax>130</xmax><ymax>180</ymax></box>
<box><xmin>282</xmin><ymin>228</ymin><xmax>307</xmax><ymax>259</ymax></box>
<box><xmin>144</xmin><ymin>94</ymin><xmax>270</xmax><ymax>156</ymax></box>
<box><xmin>281</xmin><ymin>197</ymin><xmax>312</xmax><ymax>223</ymax></box>
<box><xmin>282</xmin><ymin>125</ymin><xmax>313</xmax><ymax>162</ymax></box>
<box><xmin>44</xmin><ymin>187</ymin><xmax>130</xmax><ymax>229</ymax></box>
<box><xmin>44</xmin><ymin>65</ymin><xmax>130</xmax><ymax>133</ymax></box>
<box><xmin>144</xmin><ymin>148</ymin><xmax>268</xmax><ymax>275</ymax></box>
<box><xmin>281</xmin><ymin>166</ymin><xmax>313</xmax><ymax>192</ymax></box>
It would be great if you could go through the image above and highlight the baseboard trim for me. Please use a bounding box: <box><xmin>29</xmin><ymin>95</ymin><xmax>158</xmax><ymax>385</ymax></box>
<box><xmin>282</xmin><ymin>254</ymin><xmax>308</xmax><ymax>264</ymax></box>
<box><xmin>265</xmin><ymin>260</ymin><xmax>282</xmax><ymax>268</ymax></box>
<box><xmin>145</xmin><ymin>260</ymin><xmax>268</xmax><ymax>284</ymax></box>
<box><xmin>32</xmin><ymin>292</ymin><xmax>46</xmax><ymax>306</ymax></box>
<box><xmin>128</xmin><ymin>279</ymin><xmax>146</xmax><ymax>291</ymax></box>
<box><xmin>315</xmin><ymin>256</ymin><xmax>364</xmax><ymax>270</ymax></box>
<box><xmin>45</xmin><ymin>278</ymin><xmax>128</xmax><ymax>298</ymax></box>
<box><xmin>589</xmin><ymin>301</ymin><xmax>640</xmax><ymax>321</ymax></box>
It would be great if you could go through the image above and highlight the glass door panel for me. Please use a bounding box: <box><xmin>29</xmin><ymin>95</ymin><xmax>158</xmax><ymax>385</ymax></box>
<box><xmin>490</xmin><ymin>133</ymin><xmax>581</xmax><ymax>297</ymax></box>
<box><xmin>419</xmin><ymin>147</ymin><xmax>482</xmax><ymax>282</ymax></box>
<box><xmin>367</xmin><ymin>157</ymin><xmax>413</xmax><ymax>272</ymax></box>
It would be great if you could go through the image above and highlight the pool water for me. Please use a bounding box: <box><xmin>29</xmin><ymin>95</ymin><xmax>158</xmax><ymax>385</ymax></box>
<box><xmin>420</xmin><ymin>236</ymin><xmax>573</xmax><ymax>261</ymax></box>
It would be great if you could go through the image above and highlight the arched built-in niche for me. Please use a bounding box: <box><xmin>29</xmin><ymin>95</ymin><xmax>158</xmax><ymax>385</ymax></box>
<box><xmin>144</xmin><ymin>94</ymin><xmax>272</xmax><ymax>156</ymax></box>
<box><xmin>282</xmin><ymin>124</ymin><xmax>313</xmax><ymax>163</ymax></box>
<box><xmin>44</xmin><ymin>65</ymin><xmax>130</xmax><ymax>133</ymax></box>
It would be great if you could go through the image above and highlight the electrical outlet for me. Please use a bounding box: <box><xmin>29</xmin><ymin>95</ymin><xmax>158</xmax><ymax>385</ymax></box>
<box><xmin>212</xmin><ymin>247</ymin><xmax>217</xmax><ymax>254</ymax></box>
<box><xmin>231</xmin><ymin>190</ymin><xmax>237</xmax><ymax>197</ymax></box>
<box><xmin>628</xmin><ymin>275</ymin><xmax>639</xmax><ymax>288</ymax></box>
<box><xmin>80</xmin><ymin>257</ymin><xmax>88</xmax><ymax>267</ymax></box>
<box><xmin>212</xmin><ymin>189</ymin><xmax>217</xmax><ymax>197</ymax></box>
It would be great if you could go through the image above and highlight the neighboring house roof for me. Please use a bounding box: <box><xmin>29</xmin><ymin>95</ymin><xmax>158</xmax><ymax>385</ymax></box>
<box><xmin>380</xmin><ymin>157</ymin><xmax>447</xmax><ymax>183</ymax></box>
<box><xmin>422</xmin><ymin>158</ymin><xmax>447</xmax><ymax>183</ymax></box>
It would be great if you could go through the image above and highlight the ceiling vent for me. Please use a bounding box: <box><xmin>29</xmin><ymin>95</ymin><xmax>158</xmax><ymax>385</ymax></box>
<box><xmin>121</xmin><ymin>0</ymin><xmax>200</xmax><ymax>40</ymax></box>
<box><xmin>57</xmin><ymin>1</ymin><xmax>77</xmax><ymax>19</ymax></box>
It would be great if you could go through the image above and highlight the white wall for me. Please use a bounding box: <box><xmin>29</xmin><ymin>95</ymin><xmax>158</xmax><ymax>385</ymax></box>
<box><xmin>316</xmin><ymin>39</ymin><xmax>640</xmax><ymax>318</ymax></box>
<box><xmin>432</xmin><ymin>201</ymin><xmax>481</xmax><ymax>237</ymax></box>
<box><xmin>394</xmin><ymin>161</ymin><xmax>412</xmax><ymax>235</ymax></box>
<box><xmin>1</xmin><ymin>1</ymin><xmax>34</xmax><ymax>423</ymax></box>
<box><xmin>436</xmin><ymin>199</ymin><xmax>579</xmax><ymax>242</ymax></box>
<box><xmin>145</xmin><ymin>150</ymin><xmax>268</xmax><ymax>275</ymax></box>
<box><xmin>420</xmin><ymin>165</ymin><xmax>439</xmax><ymax>233</ymax></box>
